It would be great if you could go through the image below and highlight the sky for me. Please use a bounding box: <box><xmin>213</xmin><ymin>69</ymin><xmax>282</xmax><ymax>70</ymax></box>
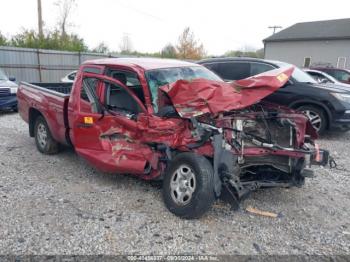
<box><xmin>1</xmin><ymin>0</ymin><xmax>349</xmax><ymax>55</ymax></box>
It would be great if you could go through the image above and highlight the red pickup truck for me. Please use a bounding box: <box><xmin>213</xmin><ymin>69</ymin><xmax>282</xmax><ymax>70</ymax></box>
<box><xmin>17</xmin><ymin>58</ymin><xmax>329</xmax><ymax>219</ymax></box>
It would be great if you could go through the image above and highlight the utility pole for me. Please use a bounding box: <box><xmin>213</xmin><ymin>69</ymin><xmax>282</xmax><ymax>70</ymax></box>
<box><xmin>268</xmin><ymin>25</ymin><xmax>282</xmax><ymax>34</ymax></box>
<box><xmin>37</xmin><ymin>0</ymin><xmax>43</xmax><ymax>37</ymax></box>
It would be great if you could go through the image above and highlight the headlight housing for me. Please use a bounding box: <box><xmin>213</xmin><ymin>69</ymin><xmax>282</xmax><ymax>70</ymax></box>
<box><xmin>10</xmin><ymin>87</ymin><xmax>18</xmax><ymax>94</ymax></box>
<box><xmin>331</xmin><ymin>93</ymin><xmax>350</xmax><ymax>104</ymax></box>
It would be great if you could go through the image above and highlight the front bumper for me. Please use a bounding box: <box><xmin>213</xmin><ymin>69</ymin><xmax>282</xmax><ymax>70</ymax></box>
<box><xmin>331</xmin><ymin>121</ymin><xmax>350</xmax><ymax>131</ymax></box>
<box><xmin>0</xmin><ymin>94</ymin><xmax>17</xmax><ymax>109</ymax></box>
<box><xmin>330</xmin><ymin>110</ymin><xmax>350</xmax><ymax>131</ymax></box>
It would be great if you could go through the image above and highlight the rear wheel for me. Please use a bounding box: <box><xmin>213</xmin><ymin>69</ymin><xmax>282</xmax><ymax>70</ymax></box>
<box><xmin>297</xmin><ymin>105</ymin><xmax>327</xmax><ymax>134</ymax></box>
<box><xmin>162</xmin><ymin>153</ymin><xmax>215</xmax><ymax>219</ymax></box>
<box><xmin>34</xmin><ymin>116</ymin><xmax>59</xmax><ymax>154</ymax></box>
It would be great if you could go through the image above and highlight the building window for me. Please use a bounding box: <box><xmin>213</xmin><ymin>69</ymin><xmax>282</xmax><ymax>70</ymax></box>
<box><xmin>303</xmin><ymin>57</ymin><xmax>311</xmax><ymax>68</ymax></box>
<box><xmin>337</xmin><ymin>57</ymin><xmax>347</xmax><ymax>68</ymax></box>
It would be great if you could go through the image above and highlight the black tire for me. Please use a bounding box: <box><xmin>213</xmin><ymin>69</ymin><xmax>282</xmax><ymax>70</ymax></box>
<box><xmin>297</xmin><ymin>105</ymin><xmax>327</xmax><ymax>134</ymax></box>
<box><xmin>162</xmin><ymin>153</ymin><xmax>215</xmax><ymax>219</ymax></box>
<box><xmin>34</xmin><ymin>116</ymin><xmax>59</xmax><ymax>154</ymax></box>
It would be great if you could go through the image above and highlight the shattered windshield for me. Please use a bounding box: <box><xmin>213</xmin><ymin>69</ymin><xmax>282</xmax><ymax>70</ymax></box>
<box><xmin>145</xmin><ymin>66</ymin><xmax>222</xmax><ymax>112</ymax></box>
<box><xmin>0</xmin><ymin>69</ymin><xmax>8</xmax><ymax>81</ymax></box>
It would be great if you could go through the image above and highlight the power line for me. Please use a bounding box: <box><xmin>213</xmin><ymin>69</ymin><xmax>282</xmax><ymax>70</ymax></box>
<box><xmin>115</xmin><ymin>0</ymin><xmax>163</xmax><ymax>22</ymax></box>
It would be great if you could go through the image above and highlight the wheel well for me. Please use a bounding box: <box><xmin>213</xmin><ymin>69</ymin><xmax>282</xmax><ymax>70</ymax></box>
<box><xmin>291</xmin><ymin>102</ymin><xmax>330</xmax><ymax>129</ymax></box>
<box><xmin>29</xmin><ymin>108</ymin><xmax>43</xmax><ymax>137</ymax></box>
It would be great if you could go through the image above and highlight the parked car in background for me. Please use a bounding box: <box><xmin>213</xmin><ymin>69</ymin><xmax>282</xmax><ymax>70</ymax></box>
<box><xmin>16</xmin><ymin>58</ymin><xmax>328</xmax><ymax>218</ymax></box>
<box><xmin>304</xmin><ymin>69</ymin><xmax>350</xmax><ymax>88</ymax></box>
<box><xmin>61</xmin><ymin>70</ymin><xmax>77</xmax><ymax>83</ymax></box>
<box><xmin>198</xmin><ymin>57</ymin><xmax>350</xmax><ymax>134</ymax></box>
<box><xmin>311</xmin><ymin>67</ymin><xmax>350</xmax><ymax>84</ymax></box>
<box><xmin>0</xmin><ymin>69</ymin><xmax>18</xmax><ymax>111</ymax></box>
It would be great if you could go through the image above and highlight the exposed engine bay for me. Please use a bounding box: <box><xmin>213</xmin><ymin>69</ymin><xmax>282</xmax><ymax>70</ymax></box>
<box><xmin>188</xmin><ymin>102</ymin><xmax>328</xmax><ymax>208</ymax></box>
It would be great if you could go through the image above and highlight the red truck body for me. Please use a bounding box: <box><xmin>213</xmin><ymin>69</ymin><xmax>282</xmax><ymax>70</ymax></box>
<box><xmin>17</xmin><ymin>58</ymin><xmax>328</xmax><ymax>218</ymax></box>
<box><xmin>18</xmin><ymin>83</ymin><xmax>70</xmax><ymax>145</ymax></box>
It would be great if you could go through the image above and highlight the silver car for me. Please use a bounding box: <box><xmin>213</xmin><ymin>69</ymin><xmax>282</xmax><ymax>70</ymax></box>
<box><xmin>304</xmin><ymin>69</ymin><xmax>350</xmax><ymax>88</ymax></box>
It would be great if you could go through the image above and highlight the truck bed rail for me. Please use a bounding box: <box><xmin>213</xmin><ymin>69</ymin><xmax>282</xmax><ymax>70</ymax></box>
<box><xmin>20</xmin><ymin>82</ymin><xmax>72</xmax><ymax>98</ymax></box>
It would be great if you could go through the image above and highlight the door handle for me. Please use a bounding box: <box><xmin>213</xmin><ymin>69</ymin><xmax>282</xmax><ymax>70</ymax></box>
<box><xmin>76</xmin><ymin>123</ymin><xmax>93</xmax><ymax>128</ymax></box>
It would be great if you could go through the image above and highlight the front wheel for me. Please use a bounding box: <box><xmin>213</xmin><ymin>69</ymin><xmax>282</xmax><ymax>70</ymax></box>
<box><xmin>162</xmin><ymin>153</ymin><xmax>215</xmax><ymax>219</ymax></box>
<box><xmin>297</xmin><ymin>105</ymin><xmax>327</xmax><ymax>134</ymax></box>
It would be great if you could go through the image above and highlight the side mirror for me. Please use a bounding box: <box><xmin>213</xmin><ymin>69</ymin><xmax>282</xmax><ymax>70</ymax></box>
<box><xmin>320</xmin><ymin>78</ymin><xmax>330</xmax><ymax>84</ymax></box>
<box><xmin>9</xmin><ymin>76</ymin><xmax>16</xmax><ymax>82</ymax></box>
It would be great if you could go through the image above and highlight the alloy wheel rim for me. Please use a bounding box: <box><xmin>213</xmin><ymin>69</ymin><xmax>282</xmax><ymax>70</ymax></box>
<box><xmin>170</xmin><ymin>165</ymin><xmax>196</xmax><ymax>206</ymax></box>
<box><xmin>302</xmin><ymin>110</ymin><xmax>322</xmax><ymax>131</ymax></box>
<box><xmin>37</xmin><ymin>123</ymin><xmax>48</xmax><ymax>148</ymax></box>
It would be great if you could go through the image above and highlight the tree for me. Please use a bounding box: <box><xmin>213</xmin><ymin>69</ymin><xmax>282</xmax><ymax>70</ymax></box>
<box><xmin>224</xmin><ymin>48</ymin><xmax>264</xmax><ymax>58</ymax></box>
<box><xmin>256</xmin><ymin>48</ymin><xmax>264</xmax><ymax>59</ymax></box>
<box><xmin>0</xmin><ymin>32</ymin><xmax>8</xmax><ymax>46</ymax></box>
<box><xmin>55</xmin><ymin>0</ymin><xmax>76</xmax><ymax>37</ymax></box>
<box><xmin>10</xmin><ymin>30</ymin><xmax>39</xmax><ymax>49</ymax></box>
<box><xmin>119</xmin><ymin>33</ymin><xmax>133</xmax><ymax>54</ymax></box>
<box><xmin>176</xmin><ymin>27</ymin><xmax>205</xmax><ymax>60</ymax></box>
<box><xmin>10</xmin><ymin>29</ymin><xmax>87</xmax><ymax>52</ymax></box>
<box><xmin>92</xmin><ymin>42</ymin><xmax>110</xmax><ymax>54</ymax></box>
<box><xmin>161</xmin><ymin>43</ymin><xmax>177</xmax><ymax>58</ymax></box>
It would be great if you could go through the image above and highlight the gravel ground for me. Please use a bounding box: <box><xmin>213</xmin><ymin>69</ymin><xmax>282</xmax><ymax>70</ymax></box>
<box><xmin>0</xmin><ymin>112</ymin><xmax>349</xmax><ymax>256</ymax></box>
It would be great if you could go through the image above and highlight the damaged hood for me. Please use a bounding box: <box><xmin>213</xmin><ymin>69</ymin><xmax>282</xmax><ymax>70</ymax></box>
<box><xmin>160</xmin><ymin>66</ymin><xmax>294</xmax><ymax>118</ymax></box>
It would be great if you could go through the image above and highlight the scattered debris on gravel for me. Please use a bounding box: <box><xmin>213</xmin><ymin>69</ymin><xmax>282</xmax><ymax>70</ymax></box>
<box><xmin>0</xmin><ymin>112</ymin><xmax>349</xmax><ymax>255</ymax></box>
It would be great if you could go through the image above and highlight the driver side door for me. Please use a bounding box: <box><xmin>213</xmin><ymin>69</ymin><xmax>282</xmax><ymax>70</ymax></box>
<box><xmin>72</xmin><ymin>71</ymin><xmax>151</xmax><ymax>174</ymax></box>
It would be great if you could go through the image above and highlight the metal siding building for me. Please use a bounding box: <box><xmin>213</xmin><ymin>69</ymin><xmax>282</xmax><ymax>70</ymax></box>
<box><xmin>0</xmin><ymin>46</ymin><xmax>119</xmax><ymax>83</ymax></box>
<box><xmin>264</xmin><ymin>18</ymin><xmax>350</xmax><ymax>69</ymax></box>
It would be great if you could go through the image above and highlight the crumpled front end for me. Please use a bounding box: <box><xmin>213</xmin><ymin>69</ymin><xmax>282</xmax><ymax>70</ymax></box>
<box><xmin>96</xmin><ymin>66</ymin><xmax>329</xmax><ymax>207</ymax></box>
<box><xmin>155</xmin><ymin>66</ymin><xmax>330</xmax><ymax>207</ymax></box>
<box><xmin>182</xmin><ymin>102</ymin><xmax>329</xmax><ymax>208</ymax></box>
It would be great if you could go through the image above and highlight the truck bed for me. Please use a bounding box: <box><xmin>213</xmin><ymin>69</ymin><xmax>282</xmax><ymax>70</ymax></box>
<box><xmin>17</xmin><ymin>82</ymin><xmax>72</xmax><ymax>145</ymax></box>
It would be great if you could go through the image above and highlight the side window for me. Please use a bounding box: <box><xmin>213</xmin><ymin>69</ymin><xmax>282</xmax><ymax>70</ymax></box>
<box><xmin>218</xmin><ymin>62</ymin><xmax>251</xmax><ymax>80</ymax></box>
<box><xmin>334</xmin><ymin>70</ymin><xmax>350</xmax><ymax>81</ymax></box>
<box><xmin>68</xmin><ymin>72</ymin><xmax>76</xmax><ymax>80</ymax></box>
<box><xmin>250</xmin><ymin>63</ymin><xmax>275</xmax><ymax>76</ymax></box>
<box><xmin>105</xmin><ymin>82</ymin><xmax>143</xmax><ymax>115</ymax></box>
<box><xmin>203</xmin><ymin>63</ymin><xmax>219</xmax><ymax>74</ymax></box>
<box><xmin>80</xmin><ymin>77</ymin><xmax>101</xmax><ymax>113</ymax></box>
<box><xmin>323</xmin><ymin>69</ymin><xmax>336</xmax><ymax>78</ymax></box>
<box><xmin>308</xmin><ymin>72</ymin><xmax>327</xmax><ymax>83</ymax></box>
<box><xmin>105</xmin><ymin>69</ymin><xmax>145</xmax><ymax>104</ymax></box>
<box><xmin>83</xmin><ymin>67</ymin><xmax>102</xmax><ymax>74</ymax></box>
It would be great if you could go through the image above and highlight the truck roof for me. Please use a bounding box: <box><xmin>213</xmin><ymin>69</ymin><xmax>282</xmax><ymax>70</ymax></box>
<box><xmin>83</xmin><ymin>57</ymin><xmax>197</xmax><ymax>71</ymax></box>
